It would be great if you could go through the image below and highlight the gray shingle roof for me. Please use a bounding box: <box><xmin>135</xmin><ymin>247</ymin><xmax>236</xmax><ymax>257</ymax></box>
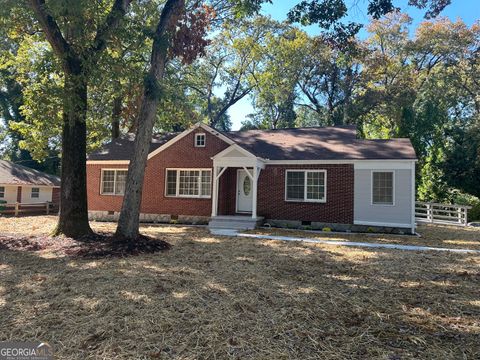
<box><xmin>226</xmin><ymin>127</ymin><xmax>417</xmax><ymax>160</ymax></box>
<box><xmin>88</xmin><ymin>132</ymin><xmax>178</xmax><ymax>161</ymax></box>
<box><xmin>87</xmin><ymin>126</ymin><xmax>417</xmax><ymax>162</ymax></box>
<box><xmin>0</xmin><ymin>160</ymin><xmax>60</xmax><ymax>186</ymax></box>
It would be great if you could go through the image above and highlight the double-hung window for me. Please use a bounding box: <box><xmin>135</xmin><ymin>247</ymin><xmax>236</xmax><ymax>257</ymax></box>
<box><xmin>285</xmin><ymin>170</ymin><xmax>326</xmax><ymax>202</ymax></box>
<box><xmin>166</xmin><ymin>169</ymin><xmax>211</xmax><ymax>198</ymax></box>
<box><xmin>31</xmin><ymin>188</ymin><xmax>40</xmax><ymax>198</ymax></box>
<box><xmin>101</xmin><ymin>169</ymin><xmax>128</xmax><ymax>195</ymax></box>
<box><xmin>0</xmin><ymin>186</ymin><xmax>4</xmax><ymax>198</ymax></box>
<box><xmin>372</xmin><ymin>171</ymin><xmax>394</xmax><ymax>205</ymax></box>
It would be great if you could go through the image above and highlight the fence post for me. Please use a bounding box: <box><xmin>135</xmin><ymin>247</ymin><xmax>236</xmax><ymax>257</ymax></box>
<box><xmin>46</xmin><ymin>202</ymin><xmax>50</xmax><ymax>215</ymax></box>
<box><xmin>14</xmin><ymin>202</ymin><xmax>19</xmax><ymax>216</ymax></box>
<box><xmin>458</xmin><ymin>207</ymin><xmax>463</xmax><ymax>225</ymax></box>
<box><xmin>427</xmin><ymin>203</ymin><xmax>433</xmax><ymax>223</ymax></box>
<box><xmin>465</xmin><ymin>207</ymin><xmax>469</xmax><ymax>226</ymax></box>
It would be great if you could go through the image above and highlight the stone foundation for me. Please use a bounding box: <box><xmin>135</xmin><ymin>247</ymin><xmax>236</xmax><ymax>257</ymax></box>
<box><xmin>88</xmin><ymin>211</ymin><xmax>171</xmax><ymax>223</ymax></box>
<box><xmin>263</xmin><ymin>219</ymin><xmax>413</xmax><ymax>235</ymax></box>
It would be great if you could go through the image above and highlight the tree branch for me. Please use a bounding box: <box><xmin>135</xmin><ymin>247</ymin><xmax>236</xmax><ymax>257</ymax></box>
<box><xmin>29</xmin><ymin>0</ymin><xmax>72</xmax><ymax>59</ymax></box>
<box><xmin>90</xmin><ymin>0</ymin><xmax>133</xmax><ymax>56</ymax></box>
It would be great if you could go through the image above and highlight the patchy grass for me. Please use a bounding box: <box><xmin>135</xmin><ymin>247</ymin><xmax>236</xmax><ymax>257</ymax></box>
<box><xmin>0</xmin><ymin>216</ymin><xmax>479</xmax><ymax>359</ymax></box>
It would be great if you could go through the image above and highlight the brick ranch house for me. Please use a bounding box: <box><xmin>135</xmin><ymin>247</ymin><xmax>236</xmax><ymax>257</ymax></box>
<box><xmin>86</xmin><ymin>123</ymin><xmax>417</xmax><ymax>233</ymax></box>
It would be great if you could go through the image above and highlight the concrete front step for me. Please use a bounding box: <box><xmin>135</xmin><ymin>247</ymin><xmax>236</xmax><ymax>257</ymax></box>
<box><xmin>208</xmin><ymin>216</ymin><xmax>264</xmax><ymax>230</ymax></box>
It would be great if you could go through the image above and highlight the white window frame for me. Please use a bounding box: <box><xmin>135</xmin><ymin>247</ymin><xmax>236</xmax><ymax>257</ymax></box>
<box><xmin>285</xmin><ymin>169</ymin><xmax>327</xmax><ymax>203</ymax></box>
<box><xmin>0</xmin><ymin>186</ymin><xmax>4</xmax><ymax>198</ymax></box>
<box><xmin>194</xmin><ymin>133</ymin><xmax>206</xmax><ymax>147</ymax></box>
<box><xmin>371</xmin><ymin>170</ymin><xmax>395</xmax><ymax>206</ymax></box>
<box><xmin>100</xmin><ymin>169</ymin><xmax>128</xmax><ymax>195</ymax></box>
<box><xmin>164</xmin><ymin>168</ymin><xmax>212</xmax><ymax>198</ymax></box>
<box><xmin>31</xmin><ymin>187</ymin><xmax>40</xmax><ymax>198</ymax></box>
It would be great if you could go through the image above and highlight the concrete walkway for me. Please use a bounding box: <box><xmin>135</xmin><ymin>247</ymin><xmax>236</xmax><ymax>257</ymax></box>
<box><xmin>210</xmin><ymin>229</ymin><xmax>480</xmax><ymax>254</ymax></box>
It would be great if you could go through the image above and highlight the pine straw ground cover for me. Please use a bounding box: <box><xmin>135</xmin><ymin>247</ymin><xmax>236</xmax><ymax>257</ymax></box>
<box><xmin>0</xmin><ymin>216</ymin><xmax>479</xmax><ymax>359</ymax></box>
<box><xmin>249</xmin><ymin>223</ymin><xmax>480</xmax><ymax>251</ymax></box>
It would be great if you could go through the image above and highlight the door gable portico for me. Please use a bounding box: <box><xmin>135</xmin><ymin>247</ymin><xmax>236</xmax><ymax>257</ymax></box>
<box><xmin>211</xmin><ymin>144</ymin><xmax>265</xmax><ymax>219</ymax></box>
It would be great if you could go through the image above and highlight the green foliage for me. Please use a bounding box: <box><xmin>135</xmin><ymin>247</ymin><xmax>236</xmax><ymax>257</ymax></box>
<box><xmin>442</xmin><ymin>124</ymin><xmax>480</xmax><ymax>198</ymax></box>
<box><xmin>468</xmin><ymin>202</ymin><xmax>480</xmax><ymax>222</ymax></box>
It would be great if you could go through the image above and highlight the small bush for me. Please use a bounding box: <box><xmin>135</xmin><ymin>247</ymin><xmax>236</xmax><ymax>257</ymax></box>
<box><xmin>322</xmin><ymin>227</ymin><xmax>332</xmax><ymax>232</ymax></box>
<box><xmin>367</xmin><ymin>227</ymin><xmax>375</xmax><ymax>233</ymax></box>
<box><xmin>468</xmin><ymin>202</ymin><xmax>480</xmax><ymax>222</ymax></box>
<box><xmin>0</xmin><ymin>200</ymin><xmax>6</xmax><ymax>212</ymax></box>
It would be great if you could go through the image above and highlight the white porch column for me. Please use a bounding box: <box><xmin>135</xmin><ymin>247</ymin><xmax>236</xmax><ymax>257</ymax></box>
<box><xmin>252</xmin><ymin>166</ymin><xmax>258</xmax><ymax>219</ymax></box>
<box><xmin>211</xmin><ymin>165</ymin><xmax>219</xmax><ymax>217</ymax></box>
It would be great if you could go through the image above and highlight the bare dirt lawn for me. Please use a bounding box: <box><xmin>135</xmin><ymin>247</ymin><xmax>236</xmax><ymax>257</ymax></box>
<box><xmin>0</xmin><ymin>216</ymin><xmax>479</xmax><ymax>359</ymax></box>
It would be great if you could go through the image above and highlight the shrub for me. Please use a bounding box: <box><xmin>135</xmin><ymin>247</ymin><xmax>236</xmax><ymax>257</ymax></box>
<box><xmin>468</xmin><ymin>202</ymin><xmax>480</xmax><ymax>222</ymax></box>
<box><xmin>367</xmin><ymin>227</ymin><xmax>375</xmax><ymax>233</ymax></box>
<box><xmin>322</xmin><ymin>227</ymin><xmax>332</xmax><ymax>232</ymax></box>
<box><xmin>0</xmin><ymin>200</ymin><xmax>6</xmax><ymax>212</ymax></box>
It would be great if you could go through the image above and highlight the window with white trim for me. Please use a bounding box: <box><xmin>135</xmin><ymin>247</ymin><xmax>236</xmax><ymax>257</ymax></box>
<box><xmin>101</xmin><ymin>169</ymin><xmax>128</xmax><ymax>195</ymax></box>
<box><xmin>285</xmin><ymin>170</ymin><xmax>326</xmax><ymax>202</ymax></box>
<box><xmin>31</xmin><ymin>187</ymin><xmax>40</xmax><ymax>198</ymax></box>
<box><xmin>165</xmin><ymin>169</ymin><xmax>211</xmax><ymax>198</ymax></box>
<box><xmin>0</xmin><ymin>186</ymin><xmax>4</xmax><ymax>198</ymax></box>
<box><xmin>372</xmin><ymin>171</ymin><xmax>394</xmax><ymax>205</ymax></box>
<box><xmin>195</xmin><ymin>133</ymin><xmax>206</xmax><ymax>147</ymax></box>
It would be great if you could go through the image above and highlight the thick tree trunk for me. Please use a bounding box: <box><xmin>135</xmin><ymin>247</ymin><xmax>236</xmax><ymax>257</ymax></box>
<box><xmin>54</xmin><ymin>69</ymin><xmax>92</xmax><ymax>237</ymax></box>
<box><xmin>115</xmin><ymin>0</ymin><xmax>184</xmax><ymax>239</ymax></box>
<box><xmin>111</xmin><ymin>96</ymin><xmax>122</xmax><ymax>140</ymax></box>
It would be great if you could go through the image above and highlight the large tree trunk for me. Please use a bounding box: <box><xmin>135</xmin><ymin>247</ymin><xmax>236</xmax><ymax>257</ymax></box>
<box><xmin>115</xmin><ymin>0</ymin><xmax>184</xmax><ymax>239</ymax></box>
<box><xmin>54</xmin><ymin>68</ymin><xmax>92</xmax><ymax>237</ymax></box>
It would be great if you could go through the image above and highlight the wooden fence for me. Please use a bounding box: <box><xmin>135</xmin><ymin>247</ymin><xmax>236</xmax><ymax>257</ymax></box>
<box><xmin>0</xmin><ymin>202</ymin><xmax>57</xmax><ymax>216</ymax></box>
<box><xmin>415</xmin><ymin>201</ymin><xmax>471</xmax><ymax>226</ymax></box>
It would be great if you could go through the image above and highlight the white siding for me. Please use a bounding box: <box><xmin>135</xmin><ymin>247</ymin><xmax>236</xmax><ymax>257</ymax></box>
<box><xmin>20</xmin><ymin>186</ymin><xmax>53</xmax><ymax>203</ymax></box>
<box><xmin>0</xmin><ymin>186</ymin><xmax>19</xmax><ymax>204</ymax></box>
<box><xmin>354</xmin><ymin>163</ymin><xmax>414</xmax><ymax>229</ymax></box>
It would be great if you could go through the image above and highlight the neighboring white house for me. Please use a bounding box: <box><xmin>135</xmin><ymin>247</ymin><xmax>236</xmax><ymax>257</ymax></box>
<box><xmin>0</xmin><ymin>160</ymin><xmax>60</xmax><ymax>205</ymax></box>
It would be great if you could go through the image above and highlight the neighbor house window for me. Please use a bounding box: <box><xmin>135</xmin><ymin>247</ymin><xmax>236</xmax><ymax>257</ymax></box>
<box><xmin>285</xmin><ymin>170</ymin><xmax>326</xmax><ymax>202</ymax></box>
<box><xmin>0</xmin><ymin>186</ymin><xmax>4</xmax><ymax>198</ymax></box>
<box><xmin>101</xmin><ymin>169</ymin><xmax>128</xmax><ymax>195</ymax></box>
<box><xmin>165</xmin><ymin>169</ymin><xmax>211</xmax><ymax>198</ymax></box>
<box><xmin>372</xmin><ymin>171</ymin><xmax>394</xmax><ymax>205</ymax></box>
<box><xmin>31</xmin><ymin>187</ymin><xmax>40</xmax><ymax>198</ymax></box>
<box><xmin>195</xmin><ymin>133</ymin><xmax>206</xmax><ymax>147</ymax></box>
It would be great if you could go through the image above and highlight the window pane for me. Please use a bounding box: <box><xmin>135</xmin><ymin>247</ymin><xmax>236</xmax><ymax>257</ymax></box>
<box><xmin>102</xmin><ymin>170</ymin><xmax>115</xmax><ymax>194</ymax></box>
<box><xmin>195</xmin><ymin>134</ymin><xmax>205</xmax><ymax>147</ymax></box>
<box><xmin>0</xmin><ymin>186</ymin><xmax>4</xmax><ymax>198</ymax></box>
<box><xmin>166</xmin><ymin>170</ymin><xmax>177</xmax><ymax>196</ymax></box>
<box><xmin>31</xmin><ymin>188</ymin><xmax>40</xmax><ymax>198</ymax></box>
<box><xmin>286</xmin><ymin>171</ymin><xmax>305</xmax><ymax>200</ymax></box>
<box><xmin>200</xmin><ymin>170</ymin><xmax>211</xmax><ymax>196</ymax></box>
<box><xmin>179</xmin><ymin>170</ymin><xmax>199</xmax><ymax>196</ymax></box>
<box><xmin>115</xmin><ymin>170</ymin><xmax>127</xmax><ymax>195</ymax></box>
<box><xmin>306</xmin><ymin>172</ymin><xmax>325</xmax><ymax>200</ymax></box>
<box><xmin>372</xmin><ymin>172</ymin><xmax>393</xmax><ymax>204</ymax></box>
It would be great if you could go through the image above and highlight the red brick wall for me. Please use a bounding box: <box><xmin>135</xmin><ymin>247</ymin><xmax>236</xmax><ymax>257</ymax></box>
<box><xmin>257</xmin><ymin>164</ymin><xmax>354</xmax><ymax>224</ymax></box>
<box><xmin>87</xmin><ymin>129</ymin><xmax>230</xmax><ymax>216</ymax></box>
<box><xmin>87</xmin><ymin>131</ymin><xmax>355</xmax><ymax>224</ymax></box>
<box><xmin>218</xmin><ymin>168</ymin><xmax>237</xmax><ymax>215</ymax></box>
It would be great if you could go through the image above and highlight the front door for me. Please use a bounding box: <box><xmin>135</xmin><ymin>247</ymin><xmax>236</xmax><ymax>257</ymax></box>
<box><xmin>236</xmin><ymin>169</ymin><xmax>253</xmax><ymax>213</ymax></box>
